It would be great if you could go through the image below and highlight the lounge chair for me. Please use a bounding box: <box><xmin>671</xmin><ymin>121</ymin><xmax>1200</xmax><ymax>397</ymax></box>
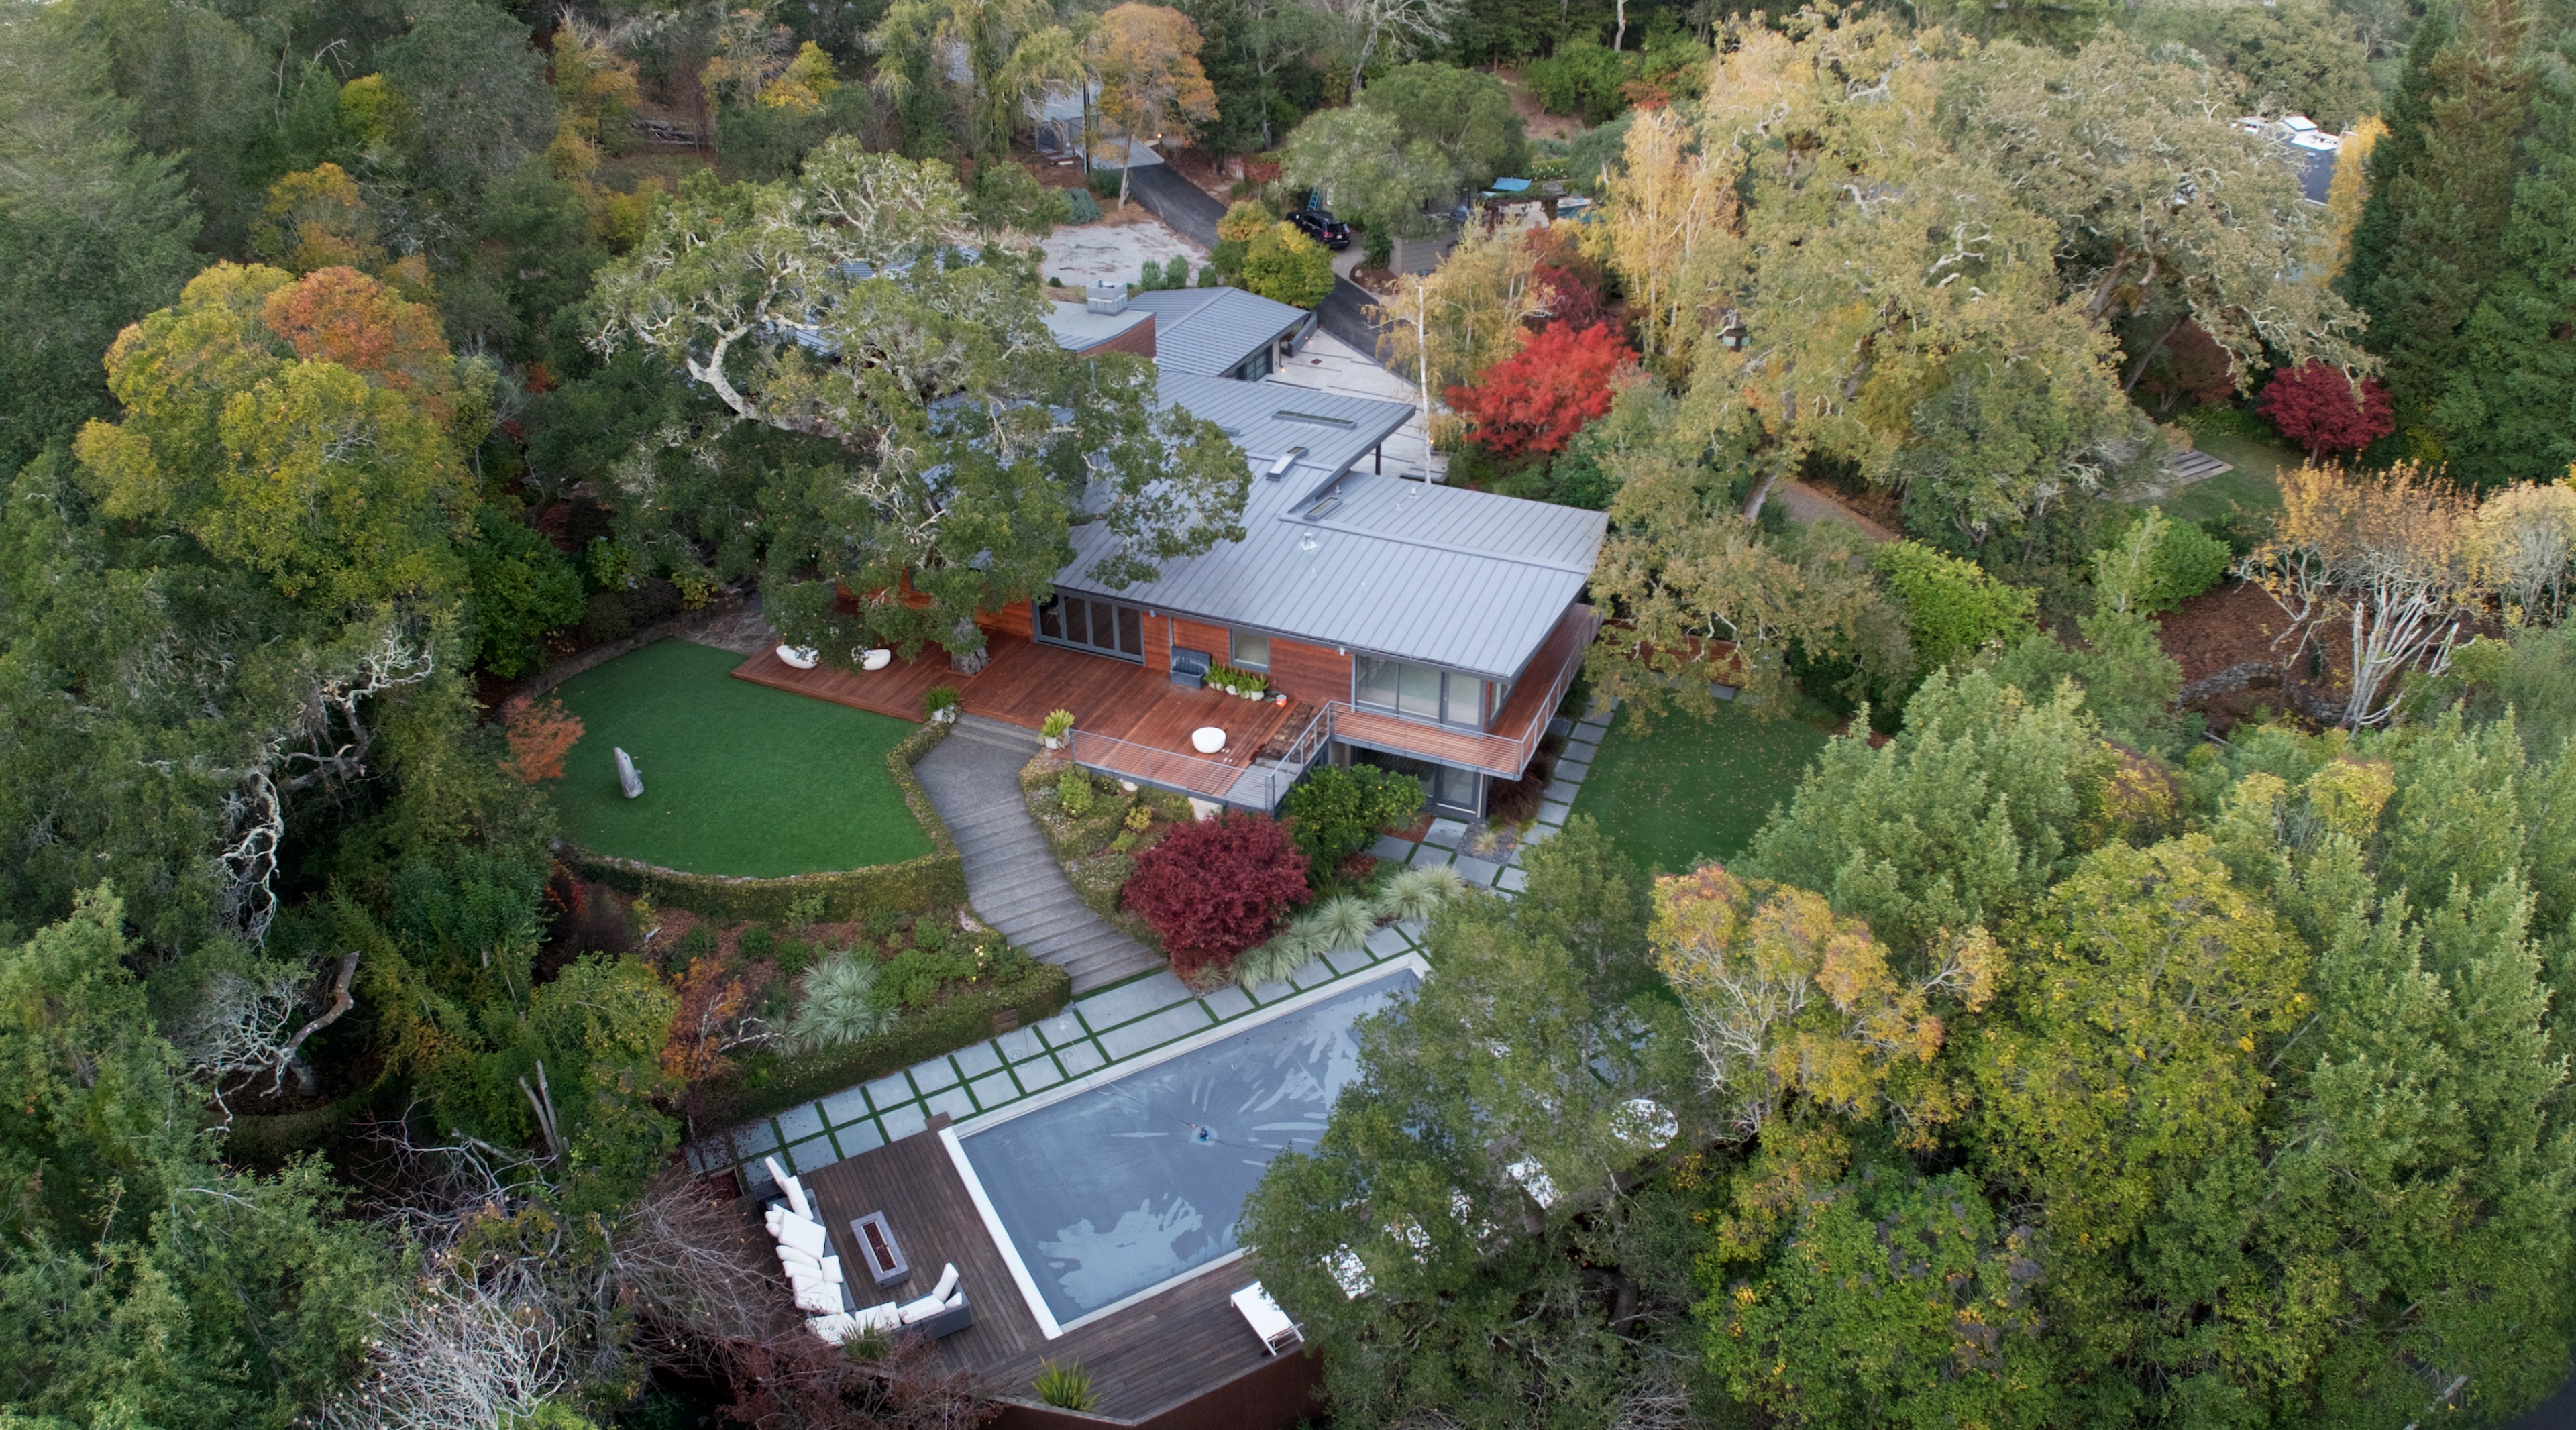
<box><xmin>1232</xmin><ymin>1282</ymin><xmax>1301</xmax><ymax>1354</ymax></box>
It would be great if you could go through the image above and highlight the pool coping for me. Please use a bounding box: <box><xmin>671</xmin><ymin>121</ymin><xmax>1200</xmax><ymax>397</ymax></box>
<box><xmin>939</xmin><ymin>954</ymin><xmax>1432</xmax><ymax>1339</ymax></box>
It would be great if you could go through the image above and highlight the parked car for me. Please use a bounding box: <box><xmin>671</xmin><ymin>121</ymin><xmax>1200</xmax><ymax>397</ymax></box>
<box><xmin>1289</xmin><ymin>208</ymin><xmax>1351</xmax><ymax>250</ymax></box>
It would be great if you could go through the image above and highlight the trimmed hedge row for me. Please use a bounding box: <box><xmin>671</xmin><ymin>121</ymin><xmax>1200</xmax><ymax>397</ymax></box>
<box><xmin>696</xmin><ymin>960</ymin><xmax>1072</xmax><ymax>1126</ymax></box>
<box><xmin>565</xmin><ymin>719</ymin><xmax>967</xmax><ymax>922</ymax></box>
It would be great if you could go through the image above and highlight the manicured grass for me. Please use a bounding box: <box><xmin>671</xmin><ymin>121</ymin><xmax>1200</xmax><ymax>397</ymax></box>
<box><xmin>1566</xmin><ymin>698</ymin><xmax>1833</xmax><ymax>878</ymax></box>
<box><xmin>2162</xmin><ymin>429</ymin><xmax>2297</xmax><ymax>527</ymax></box>
<box><xmin>547</xmin><ymin>640</ymin><xmax>934</xmax><ymax>878</ymax></box>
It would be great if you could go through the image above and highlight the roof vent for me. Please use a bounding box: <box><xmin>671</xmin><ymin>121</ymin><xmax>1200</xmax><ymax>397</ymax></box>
<box><xmin>1265</xmin><ymin>447</ymin><xmax>1305</xmax><ymax>480</ymax></box>
<box><xmin>1085</xmin><ymin>280</ymin><xmax>1128</xmax><ymax>315</ymax></box>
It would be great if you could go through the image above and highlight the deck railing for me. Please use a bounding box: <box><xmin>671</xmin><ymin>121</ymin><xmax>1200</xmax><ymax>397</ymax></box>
<box><xmin>1322</xmin><ymin>608</ymin><xmax>1595</xmax><ymax>780</ymax></box>
<box><xmin>1071</xmin><ymin>606</ymin><xmax>1597</xmax><ymax>802</ymax></box>
<box><xmin>1068</xmin><ymin>728</ymin><xmax>1277</xmax><ymax>806</ymax></box>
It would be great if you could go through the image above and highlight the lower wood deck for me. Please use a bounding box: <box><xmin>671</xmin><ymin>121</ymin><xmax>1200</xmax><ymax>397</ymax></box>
<box><xmin>803</xmin><ymin>1125</ymin><xmax>1285</xmax><ymax>1422</ymax></box>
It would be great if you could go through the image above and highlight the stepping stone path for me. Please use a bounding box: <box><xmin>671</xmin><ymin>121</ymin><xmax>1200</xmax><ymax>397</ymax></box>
<box><xmin>1368</xmin><ymin>698</ymin><xmax>1617</xmax><ymax>897</ymax></box>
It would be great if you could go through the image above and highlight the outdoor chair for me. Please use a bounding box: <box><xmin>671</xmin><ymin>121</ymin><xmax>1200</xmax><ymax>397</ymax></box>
<box><xmin>1231</xmin><ymin>1282</ymin><xmax>1301</xmax><ymax>1354</ymax></box>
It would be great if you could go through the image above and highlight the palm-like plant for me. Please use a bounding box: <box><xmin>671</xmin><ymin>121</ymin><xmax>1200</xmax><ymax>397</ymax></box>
<box><xmin>783</xmin><ymin>954</ymin><xmax>895</xmax><ymax>1053</ymax></box>
<box><xmin>1375</xmin><ymin>865</ymin><xmax>1465</xmax><ymax>923</ymax></box>
<box><xmin>1033</xmin><ymin>1358</ymin><xmax>1099</xmax><ymax>1412</ymax></box>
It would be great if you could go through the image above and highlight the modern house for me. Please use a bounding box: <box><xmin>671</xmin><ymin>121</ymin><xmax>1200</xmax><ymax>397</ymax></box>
<box><xmin>743</xmin><ymin>278</ymin><xmax>1604</xmax><ymax>820</ymax></box>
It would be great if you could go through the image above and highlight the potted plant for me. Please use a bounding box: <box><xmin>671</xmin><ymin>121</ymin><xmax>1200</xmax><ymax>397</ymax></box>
<box><xmin>1040</xmin><ymin>708</ymin><xmax>1074</xmax><ymax>749</ymax></box>
<box><xmin>925</xmin><ymin>686</ymin><xmax>962</xmax><ymax>724</ymax></box>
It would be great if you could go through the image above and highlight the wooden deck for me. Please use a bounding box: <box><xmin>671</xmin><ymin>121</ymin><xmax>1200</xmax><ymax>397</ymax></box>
<box><xmin>735</xmin><ymin>634</ymin><xmax>1295</xmax><ymax>791</ymax></box>
<box><xmin>803</xmin><ymin>1126</ymin><xmax>1287</xmax><ymax>1423</ymax></box>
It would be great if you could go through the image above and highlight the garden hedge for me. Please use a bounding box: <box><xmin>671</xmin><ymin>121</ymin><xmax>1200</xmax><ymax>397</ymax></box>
<box><xmin>565</xmin><ymin>719</ymin><xmax>967</xmax><ymax>922</ymax></box>
<box><xmin>696</xmin><ymin>959</ymin><xmax>1072</xmax><ymax>1126</ymax></box>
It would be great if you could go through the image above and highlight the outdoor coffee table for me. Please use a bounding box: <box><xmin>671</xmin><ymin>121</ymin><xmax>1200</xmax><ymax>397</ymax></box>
<box><xmin>850</xmin><ymin>1211</ymin><xmax>911</xmax><ymax>1288</ymax></box>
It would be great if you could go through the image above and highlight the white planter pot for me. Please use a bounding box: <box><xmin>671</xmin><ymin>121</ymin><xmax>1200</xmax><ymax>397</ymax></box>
<box><xmin>1042</xmin><ymin>735</ymin><xmax>1063</xmax><ymax>750</ymax></box>
<box><xmin>933</xmin><ymin>708</ymin><xmax>957</xmax><ymax>724</ymax></box>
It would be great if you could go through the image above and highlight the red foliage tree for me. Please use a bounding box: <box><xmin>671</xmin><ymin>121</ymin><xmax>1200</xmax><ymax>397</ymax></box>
<box><xmin>500</xmin><ymin>695</ymin><xmax>584</xmax><ymax>783</ymax></box>
<box><xmin>1122</xmin><ymin>812</ymin><xmax>1309</xmax><ymax>974</ymax></box>
<box><xmin>1445</xmin><ymin>321</ymin><xmax>1635</xmax><ymax>458</ymax></box>
<box><xmin>2257</xmin><ymin>362</ymin><xmax>2395</xmax><ymax>459</ymax></box>
<box><xmin>2137</xmin><ymin>322</ymin><xmax>2235</xmax><ymax>413</ymax></box>
<box><xmin>1525</xmin><ymin>227</ymin><xmax>1609</xmax><ymax>332</ymax></box>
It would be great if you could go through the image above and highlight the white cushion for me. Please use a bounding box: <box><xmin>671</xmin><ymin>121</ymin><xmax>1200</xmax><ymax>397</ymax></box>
<box><xmin>791</xmin><ymin>1280</ymin><xmax>841</xmax><ymax>1315</ymax></box>
<box><xmin>773</xmin><ymin>1212</ymin><xmax>828</xmax><ymax>1257</ymax></box>
<box><xmin>762</xmin><ymin>1157</ymin><xmax>812</xmax><ymax>1220</ymax></box>
<box><xmin>929</xmin><ymin>1262</ymin><xmax>959</xmax><ymax>1303</ymax></box>
<box><xmin>807</xmin><ymin>1312</ymin><xmax>856</xmax><ymax>1344</ymax></box>
<box><xmin>897</xmin><ymin>1291</ymin><xmax>948</xmax><ymax>1324</ymax></box>
<box><xmin>775</xmin><ymin>1244</ymin><xmax>822</xmax><ymax>1272</ymax></box>
<box><xmin>852</xmin><ymin>1301</ymin><xmax>904</xmax><ymax>1333</ymax></box>
<box><xmin>822</xmin><ymin>1256</ymin><xmax>845</xmax><ymax>1285</ymax></box>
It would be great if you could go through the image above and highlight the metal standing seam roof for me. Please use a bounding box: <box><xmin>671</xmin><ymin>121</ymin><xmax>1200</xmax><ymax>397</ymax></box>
<box><xmin>1055</xmin><ymin>372</ymin><xmax>1607</xmax><ymax>680</ymax></box>
<box><xmin>1122</xmin><ymin>288</ymin><xmax>1310</xmax><ymax>376</ymax></box>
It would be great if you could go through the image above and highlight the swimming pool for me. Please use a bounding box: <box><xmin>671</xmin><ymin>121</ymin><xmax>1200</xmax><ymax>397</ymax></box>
<box><xmin>943</xmin><ymin>958</ymin><xmax>1424</xmax><ymax>1335</ymax></box>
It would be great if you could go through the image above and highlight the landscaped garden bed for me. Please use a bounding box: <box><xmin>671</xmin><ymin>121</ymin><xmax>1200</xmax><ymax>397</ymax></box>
<box><xmin>649</xmin><ymin>900</ymin><xmax>1069</xmax><ymax>1128</ymax></box>
<box><xmin>1018</xmin><ymin>753</ymin><xmax>1194</xmax><ymax>950</ymax></box>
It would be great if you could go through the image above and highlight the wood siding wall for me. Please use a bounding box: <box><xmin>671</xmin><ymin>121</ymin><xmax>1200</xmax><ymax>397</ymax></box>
<box><xmin>1167</xmin><ymin>618</ymin><xmax>1229</xmax><ymax>671</ymax></box>
<box><xmin>1266</xmin><ymin>637</ymin><xmax>1352</xmax><ymax>706</ymax></box>
<box><xmin>976</xmin><ymin>599</ymin><xmax>1034</xmax><ymax>639</ymax></box>
<box><xmin>1167</xmin><ymin>618</ymin><xmax>1350</xmax><ymax>704</ymax></box>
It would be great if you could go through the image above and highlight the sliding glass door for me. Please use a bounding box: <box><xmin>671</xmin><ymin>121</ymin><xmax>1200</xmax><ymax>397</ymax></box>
<box><xmin>1036</xmin><ymin>595</ymin><xmax>1145</xmax><ymax>661</ymax></box>
<box><xmin>1354</xmin><ymin>655</ymin><xmax>1489</xmax><ymax>730</ymax></box>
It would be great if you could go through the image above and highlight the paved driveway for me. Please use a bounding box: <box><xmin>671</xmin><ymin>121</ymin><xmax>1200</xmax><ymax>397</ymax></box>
<box><xmin>1124</xmin><ymin>163</ymin><xmax>1390</xmax><ymax>358</ymax></box>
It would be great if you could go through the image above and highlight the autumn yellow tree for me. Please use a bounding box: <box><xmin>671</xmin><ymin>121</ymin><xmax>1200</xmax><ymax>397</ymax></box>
<box><xmin>72</xmin><ymin>263</ymin><xmax>474</xmax><ymax>609</ymax></box>
<box><xmin>1366</xmin><ymin>227</ymin><xmax>1540</xmax><ymax>444</ymax></box>
<box><xmin>1087</xmin><ymin>3</ymin><xmax>1216</xmax><ymax>210</ymax></box>
<box><xmin>2466</xmin><ymin>472</ymin><xmax>2576</xmax><ymax>626</ymax></box>
<box><xmin>1652</xmin><ymin>865</ymin><xmax>1996</xmax><ymax>1143</ymax></box>
<box><xmin>2243</xmin><ymin>461</ymin><xmax>2481</xmax><ymax>726</ymax></box>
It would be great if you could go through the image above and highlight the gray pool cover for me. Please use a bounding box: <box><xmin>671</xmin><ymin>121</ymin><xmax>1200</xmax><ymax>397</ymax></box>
<box><xmin>957</xmin><ymin>965</ymin><xmax>1421</xmax><ymax>1327</ymax></box>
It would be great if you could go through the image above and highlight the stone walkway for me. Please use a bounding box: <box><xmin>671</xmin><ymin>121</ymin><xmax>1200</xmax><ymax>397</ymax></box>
<box><xmin>690</xmin><ymin>917</ymin><xmax>1431</xmax><ymax>1181</ymax></box>
<box><xmin>1363</xmin><ymin>699</ymin><xmax>1617</xmax><ymax>896</ymax></box>
<box><xmin>912</xmin><ymin>715</ymin><xmax>1162</xmax><ymax>995</ymax></box>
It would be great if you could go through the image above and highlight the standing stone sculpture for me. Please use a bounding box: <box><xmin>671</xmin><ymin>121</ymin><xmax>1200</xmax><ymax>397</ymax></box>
<box><xmin>614</xmin><ymin>747</ymin><xmax>643</xmax><ymax>800</ymax></box>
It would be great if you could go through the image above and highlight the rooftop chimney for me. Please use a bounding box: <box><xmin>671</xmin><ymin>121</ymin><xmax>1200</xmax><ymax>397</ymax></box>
<box><xmin>1086</xmin><ymin>280</ymin><xmax>1128</xmax><ymax>315</ymax></box>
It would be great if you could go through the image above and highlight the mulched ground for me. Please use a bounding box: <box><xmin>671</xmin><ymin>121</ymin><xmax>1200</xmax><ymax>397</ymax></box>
<box><xmin>2159</xmin><ymin>580</ymin><xmax>2300</xmax><ymax>684</ymax></box>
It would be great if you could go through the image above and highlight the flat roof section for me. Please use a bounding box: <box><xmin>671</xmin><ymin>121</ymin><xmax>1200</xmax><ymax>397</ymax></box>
<box><xmin>1042</xmin><ymin>300</ymin><xmax>1155</xmax><ymax>353</ymax></box>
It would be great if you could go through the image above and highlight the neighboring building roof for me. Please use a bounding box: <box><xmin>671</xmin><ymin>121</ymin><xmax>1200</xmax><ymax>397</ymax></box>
<box><xmin>1042</xmin><ymin>300</ymin><xmax>1154</xmax><ymax>353</ymax></box>
<box><xmin>2236</xmin><ymin>115</ymin><xmax>2341</xmax><ymax>204</ymax></box>
<box><xmin>1123</xmin><ymin>288</ymin><xmax>1309</xmax><ymax>377</ymax></box>
<box><xmin>1057</xmin><ymin>371</ymin><xmax>1608</xmax><ymax>681</ymax></box>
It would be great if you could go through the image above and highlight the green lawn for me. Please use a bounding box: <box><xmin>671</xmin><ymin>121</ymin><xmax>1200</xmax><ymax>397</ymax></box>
<box><xmin>547</xmin><ymin>640</ymin><xmax>933</xmax><ymax>877</ymax></box>
<box><xmin>2161</xmin><ymin>428</ymin><xmax>2298</xmax><ymax>527</ymax></box>
<box><xmin>1566</xmin><ymin>698</ymin><xmax>1833</xmax><ymax>878</ymax></box>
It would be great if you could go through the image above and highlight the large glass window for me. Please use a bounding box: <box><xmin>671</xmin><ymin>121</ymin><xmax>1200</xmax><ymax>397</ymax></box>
<box><xmin>1354</xmin><ymin>656</ymin><xmax>1485</xmax><ymax>729</ymax></box>
<box><xmin>1231</xmin><ymin>630</ymin><xmax>1271</xmax><ymax>672</ymax></box>
<box><xmin>1036</xmin><ymin>596</ymin><xmax>1144</xmax><ymax>661</ymax></box>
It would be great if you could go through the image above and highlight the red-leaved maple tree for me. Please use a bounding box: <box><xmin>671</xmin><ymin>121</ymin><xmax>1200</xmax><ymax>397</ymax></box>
<box><xmin>1122</xmin><ymin>812</ymin><xmax>1309</xmax><ymax>974</ymax></box>
<box><xmin>1446</xmin><ymin>321</ymin><xmax>1635</xmax><ymax>458</ymax></box>
<box><xmin>2257</xmin><ymin>362</ymin><xmax>2395</xmax><ymax>459</ymax></box>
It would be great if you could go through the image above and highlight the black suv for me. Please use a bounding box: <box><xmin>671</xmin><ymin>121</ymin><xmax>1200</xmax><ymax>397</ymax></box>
<box><xmin>1289</xmin><ymin>208</ymin><xmax>1351</xmax><ymax>250</ymax></box>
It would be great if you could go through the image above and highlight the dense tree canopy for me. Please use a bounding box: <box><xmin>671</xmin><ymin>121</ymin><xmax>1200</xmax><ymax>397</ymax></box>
<box><xmin>588</xmin><ymin>142</ymin><xmax>1247</xmax><ymax>669</ymax></box>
